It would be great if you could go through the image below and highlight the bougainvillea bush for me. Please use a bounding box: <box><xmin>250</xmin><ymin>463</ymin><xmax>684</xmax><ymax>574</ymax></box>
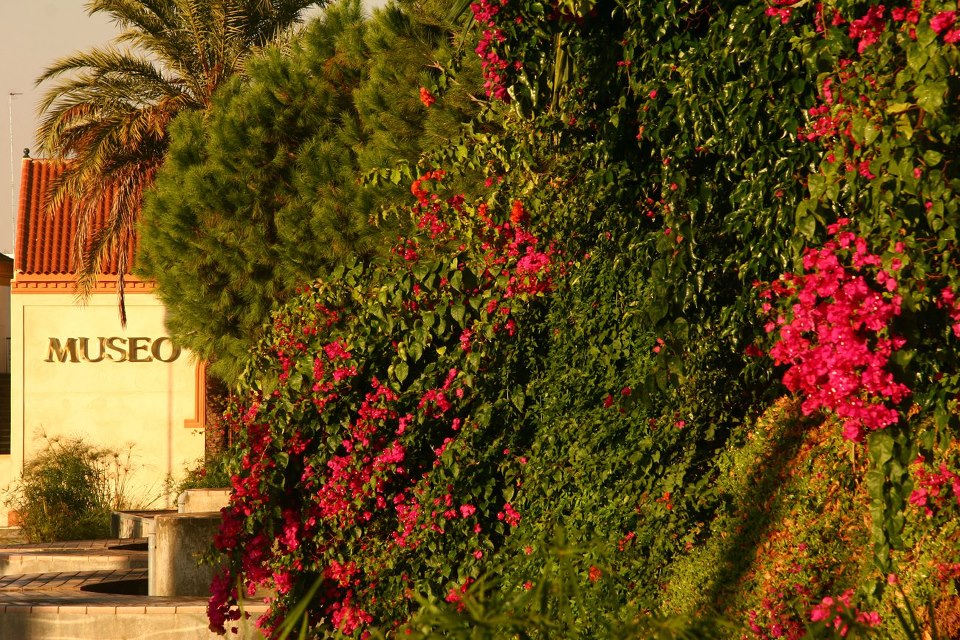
<box><xmin>202</xmin><ymin>0</ymin><xmax>960</xmax><ymax>636</ymax></box>
<box><xmin>208</xmin><ymin>174</ymin><xmax>563</xmax><ymax>635</ymax></box>
<box><xmin>754</xmin><ymin>0</ymin><xmax>960</xmax><ymax>620</ymax></box>
<box><xmin>454</xmin><ymin>0</ymin><xmax>960</xmax><ymax>632</ymax></box>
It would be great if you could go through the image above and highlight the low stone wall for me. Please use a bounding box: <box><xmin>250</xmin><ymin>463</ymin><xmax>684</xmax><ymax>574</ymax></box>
<box><xmin>0</xmin><ymin>551</ymin><xmax>146</xmax><ymax>576</ymax></box>
<box><xmin>111</xmin><ymin>511</ymin><xmax>176</xmax><ymax>539</ymax></box>
<box><xmin>177</xmin><ymin>489</ymin><xmax>230</xmax><ymax>514</ymax></box>
<box><xmin>151</xmin><ymin>514</ymin><xmax>222</xmax><ymax>598</ymax></box>
<box><xmin>0</xmin><ymin>601</ymin><xmax>266</xmax><ymax>640</ymax></box>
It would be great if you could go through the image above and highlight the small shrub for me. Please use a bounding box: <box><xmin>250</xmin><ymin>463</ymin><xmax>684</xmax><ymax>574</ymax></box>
<box><xmin>4</xmin><ymin>435</ymin><xmax>135</xmax><ymax>542</ymax></box>
<box><xmin>174</xmin><ymin>454</ymin><xmax>232</xmax><ymax>494</ymax></box>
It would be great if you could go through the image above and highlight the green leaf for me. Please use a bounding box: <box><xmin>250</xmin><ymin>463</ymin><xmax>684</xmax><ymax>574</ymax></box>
<box><xmin>896</xmin><ymin>114</ymin><xmax>915</xmax><ymax>140</ymax></box>
<box><xmin>452</xmin><ymin>304</ymin><xmax>466</xmax><ymax>327</ymax></box>
<box><xmin>797</xmin><ymin>213</ymin><xmax>816</xmax><ymax>239</ymax></box>
<box><xmin>868</xmin><ymin>431</ymin><xmax>894</xmax><ymax>466</ymax></box>
<box><xmin>923</xmin><ymin>149</ymin><xmax>943</xmax><ymax>166</ymax></box>
<box><xmin>394</xmin><ymin>361</ymin><xmax>409</xmax><ymax>383</ymax></box>
<box><xmin>510</xmin><ymin>386</ymin><xmax>526</xmax><ymax>411</ymax></box>
<box><xmin>906</xmin><ymin>42</ymin><xmax>928</xmax><ymax>71</ymax></box>
<box><xmin>807</xmin><ymin>174</ymin><xmax>825</xmax><ymax>200</ymax></box>
<box><xmin>851</xmin><ymin>114</ymin><xmax>867</xmax><ymax>144</ymax></box>
<box><xmin>885</xmin><ymin>102</ymin><xmax>912</xmax><ymax>114</ymax></box>
<box><xmin>408</xmin><ymin>341</ymin><xmax>424</xmax><ymax>362</ymax></box>
<box><xmin>914</xmin><ymin>81</ymin><xmax>946</xmax><ymax>113</ymax></box>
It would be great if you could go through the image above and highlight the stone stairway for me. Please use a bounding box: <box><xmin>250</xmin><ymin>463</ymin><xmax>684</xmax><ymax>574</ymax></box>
<box><xmin>0</xmin><ymin>538</ymin><xmax>148</xmax><ymax>576</ymax></box>
<box><xmin>0</xmin><ymin>491</ymin><xmax>264</xmax><ymax>639</ymax></box>
<box><xmin>0</xmin><ymin>537</ymin><xmax>264</xmax><ymax>639</ymax></box>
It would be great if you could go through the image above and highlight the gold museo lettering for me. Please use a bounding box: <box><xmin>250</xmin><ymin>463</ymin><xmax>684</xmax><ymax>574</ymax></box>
<box><xmin>45</xmin><ymin>337</ymin><xmax>181</xmax><ymax>363</ymax></box>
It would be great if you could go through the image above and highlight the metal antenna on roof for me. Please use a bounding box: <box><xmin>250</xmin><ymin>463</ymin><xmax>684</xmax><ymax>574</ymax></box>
<box><xmin>7</xmin><ymin>92</ymin><xmax>21</xmax><ymax>257</ymax></box>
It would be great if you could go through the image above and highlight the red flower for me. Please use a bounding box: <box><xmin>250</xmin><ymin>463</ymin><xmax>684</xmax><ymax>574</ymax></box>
<box><xmin>931</xmin><ymin>11</ymin><xmax>957</xmax><ymax>34</ymax></box>
<box><xmin>764</xmin><ymin>229</ymin><xmax>910</xmax><ymax>442</ymax></box>
<box><xmin>510</xmin><ymin>200</ymin><xmax>527</xmax><ymax>225</ymax></box>
<box><xmin>848</xmin><ymin>5</ymin><xmax>887</xmax><ymax>53</ymax></box>
<box><xmin>419</xmin><ymin>87</ymin><xmax>436</xmax><ymax>108</ymax></box>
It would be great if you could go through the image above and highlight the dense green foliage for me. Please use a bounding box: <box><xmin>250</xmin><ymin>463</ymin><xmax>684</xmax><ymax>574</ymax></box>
<box><xmin>133</xmin><ymin>0</ymin><xmax>960</xmax><ymax>637</ymax></box>
<box><xmin>138</xmin><ymin>0</ymin><xmax>482</xmax><ymax>382</ymax></box>
<box><xmin>175</xmin><ymin>454</ymin><xmax>234</xmax><ymax>494</ymax></box>
<box><xmin>207</xmin><ymin>176</ymin><xmax>563</xmax><ymax>635</ymax></box>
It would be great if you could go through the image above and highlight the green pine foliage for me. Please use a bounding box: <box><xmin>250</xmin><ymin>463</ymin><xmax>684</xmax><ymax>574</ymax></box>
<box><xmin>36</xmin><ymin>0</ymin><xmax>321</xmax><ymax>315</ymax></box>
<box><xmin>355</xmin><ymin>0</ymin><xmax>480</xmax><ymax>168</ymax></box>
<box><xmin>139</xmin><ymin>1</ymin><xmax>371</xmax><ymax>381</ymax></box>
<box><xmin>138</xmin><ymin>0</ymin><xmax>482</xmax><ymax>383</ymax></box>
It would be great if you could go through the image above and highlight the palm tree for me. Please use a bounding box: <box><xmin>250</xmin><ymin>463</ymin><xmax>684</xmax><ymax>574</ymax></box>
<box><xmin>35</xmin><ymin>0</ymin><xmax>324</xmax><ymax>323</ymax></box>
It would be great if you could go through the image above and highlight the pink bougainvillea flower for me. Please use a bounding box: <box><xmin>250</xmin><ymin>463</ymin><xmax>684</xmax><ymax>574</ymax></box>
<box><xmin>931</xmin><ymin>10</ymin><xmax>957</xmax><ymax>34</ymax></box>
<box><xmin>849</xmin><ymin>5</ymin><xmax>887</xmax><ymax>52</ymax></box>
<box><xmin>762</xmin><ymin>227</ymin><xmax>910</xmax><ymax>442</ymax></box>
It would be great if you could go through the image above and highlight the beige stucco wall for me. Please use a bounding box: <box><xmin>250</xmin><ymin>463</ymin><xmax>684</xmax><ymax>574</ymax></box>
<box><xmin>2</xmin><ymin>291</ymin><xmax>203</xmax><ymax>525</ymax></box>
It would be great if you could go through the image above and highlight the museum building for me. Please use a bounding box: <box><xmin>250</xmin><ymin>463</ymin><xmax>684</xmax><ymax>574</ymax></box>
<box><xmin>0</xmin><ymin>158</ymin><xmax>206</xmax><ymax>526</ymax></box>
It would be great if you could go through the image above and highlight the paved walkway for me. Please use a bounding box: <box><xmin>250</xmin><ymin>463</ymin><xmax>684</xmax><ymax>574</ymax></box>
<box><xmin>0</xmin><ymin>568</ymin><xmax>147</xmax><ymax>594</ymax></box>
<box><xmin>0</xmin><ymin>537</ymin><xmax>148</xmax><ymax>578</ymax></box>
<box><xmin>0</xmin><ymin>538</ymin><xmax>266</xmax><ymax>638</ymax></box>
<box><xmin>0</xmin><ymin>538</ymin><xmax>154</xmax><ymax>607</ymax></box>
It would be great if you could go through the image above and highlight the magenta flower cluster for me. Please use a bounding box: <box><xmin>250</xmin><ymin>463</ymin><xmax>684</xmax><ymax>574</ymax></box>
<box><xmin>909</xmin><ymin>455</ymin><xmax>960</xmax><ymax>518</ymax></box>
<box><xmin>207</xmin><ymin>170</ymin><xmax>560</xmax><ymax>637</ymax></box>
<box><xmin>471</xmin><ymin>0</ymin><xmax>513</xmax><ymax>101</ymax></box>
<box><xmin>762</xmin><ymin>220</ymin><xmax>910</xmax><ymax>442</ymax></box>
<box><xmin>809</xmin><ymin>589</ymin><xmax>881</xmax><ymax>636</ymax></box>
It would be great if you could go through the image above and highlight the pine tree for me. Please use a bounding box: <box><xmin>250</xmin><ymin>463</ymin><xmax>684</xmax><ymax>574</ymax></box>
<box><xmin>137</xmin><ymin>0</ymin><xmax>482</xmax><ymax>382</ymax></box>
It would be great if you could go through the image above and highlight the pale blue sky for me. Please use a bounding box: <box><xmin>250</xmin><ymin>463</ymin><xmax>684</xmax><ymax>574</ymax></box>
<box><xmin>0</xmin><ymin>1</ymin><xmax>382</xmax><ymax>256</ymax></box>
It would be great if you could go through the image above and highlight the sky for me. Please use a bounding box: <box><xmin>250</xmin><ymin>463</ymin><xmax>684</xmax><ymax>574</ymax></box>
<box><xmin>0</xmin><ymin>2</ymin><xmax>115</xmax><ymax>255</ymax></box>
<box><xmin>0</xmin><ymin>1</ymin><xmax>379</xmax><ymax>257</ymax></box>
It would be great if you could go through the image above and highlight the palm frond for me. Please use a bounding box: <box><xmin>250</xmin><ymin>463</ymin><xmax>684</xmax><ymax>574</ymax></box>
<box><xmin>36</xmin><ymin>0</ymin><xmax>324</xmax><ymax>321</ymax></box>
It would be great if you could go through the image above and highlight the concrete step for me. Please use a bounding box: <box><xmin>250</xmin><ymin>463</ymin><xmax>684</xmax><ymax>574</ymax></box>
<box><xmin>0</xmin><ymin>568</ymin><xmax>148</xmax><ymax>593</ymax></box>
<box><xmin>0</xmin><ymin>551</ymin><xmax>147</xmax><ymax>577</ymax></box>
<box><xmin>0</xmin><ymin>536</ymin><xmax>264</xmax><ymax>639</ymax></box>
<box><xmin>0</xmin><ymin>539</ymin><xmax>147</xmax><ymax>577</ymax></box>
<box><xmin>0</xmin><ymin>597</ymin><xmax>266</xmax><ymax>640</ymax></box>
<box><xmin>0</xmin><ymin>567</ymin><xmax>264</xmax><ymax>639</ymax></box>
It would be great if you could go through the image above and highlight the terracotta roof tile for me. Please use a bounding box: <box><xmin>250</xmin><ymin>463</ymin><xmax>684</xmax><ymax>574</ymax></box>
<box><xmin>15</xmin><ymin>158</ymin><xmax>135</xmax><ymax>277</ymax></box>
